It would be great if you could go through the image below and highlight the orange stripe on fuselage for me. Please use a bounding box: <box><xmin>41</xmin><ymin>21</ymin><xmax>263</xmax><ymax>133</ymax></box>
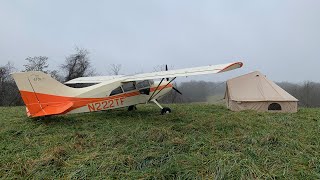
<box><xmin>150</xmin><ymin>83</ymin><xmax>173</xmax><ymax>92</ymax></box>
<box><xmin>19</xmin><ymin>84</ymin><xmax>172</xmax><ymax>117</ymax></box>
<box><xmin>19</xmin><ymin>90</ymin><xmax>140</xmax><ymax>116</ymax></box>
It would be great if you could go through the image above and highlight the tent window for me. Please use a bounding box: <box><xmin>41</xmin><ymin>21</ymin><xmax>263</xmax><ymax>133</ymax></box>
<box><xmin>268</xmin><ymin>103</ymin><xmax>282</xmax><ymax>111</ymax></box>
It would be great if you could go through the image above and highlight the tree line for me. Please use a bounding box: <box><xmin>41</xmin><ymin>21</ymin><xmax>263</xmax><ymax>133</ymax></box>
<box><xmin>160</xmin><ymin>81</ymin><xmax>320</xmax><ymax>108</ymax></box>
<box><xmin>0</xmin><ymin>47</ymin><xmax>95</xmax><ymax>106</ymax></box>
<box><xmin>1</xmin><ymin>48</ymin><xmax>319</xmax><ymax>107</ymax></box>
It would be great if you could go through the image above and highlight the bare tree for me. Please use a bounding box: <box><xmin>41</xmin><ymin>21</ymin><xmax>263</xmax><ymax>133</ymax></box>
<box><xmin>0</xmin><ymin>62</ymin><xmax>23</xmax><ymax>106</ymax></box>
<box><xmin>300</xmin><ymin>81</ymin><xmax>316</xmax><ymax>107</ymax></box>
<box><xmin>153</xmin><ymin>64</ymin><xmax>174</xmax><ymax>72</ymax></box>
<box><xmin>278</xmin><ymin>81</ymin><xmax>320</xmax><ymax>107</ymax></box>
<box><xmin>108</xmin><ymin>64</ymin><xmax>122</xmax><ymax>75</ymax></box>
<box><xmin>49</xmin><ymin>70</ymin><xmax>64</xmax><ymax>82</ymax></box>
<box><xmin>0</xmin><ymin>63</ymin><xmax>12</xmax><ymax>104</ymax></box>
<box><xmin>24</xmin><ymin>56</ymin><xmax>49</xmax><ymax>72</ymax></box>
<box><xmin>153</xmin><ymin>64</ymin><xmax>166</xmax><ymax>72</ymax></box>
<box><xmin>61</xmin><ymin>47</ymin><xmax>95</xmax><ymax>81</ymax></box>
<box><xmin>0</xmin><ymin>62</ymin><xmax>14</xmax><ymax>82</ymax></box>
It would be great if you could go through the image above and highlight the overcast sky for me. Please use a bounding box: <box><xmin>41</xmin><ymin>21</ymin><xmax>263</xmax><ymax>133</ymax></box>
<box><xmin>1</xmin><ymin>0</ymin><xmax>319</xmax><ymax>82</ymax></box>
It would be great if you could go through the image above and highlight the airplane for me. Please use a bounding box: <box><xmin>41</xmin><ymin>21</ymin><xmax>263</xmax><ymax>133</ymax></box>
<box><xmin>11</xmin><ymin>61</ymin><xmax>243</xmax><ymax>118</ymax></box>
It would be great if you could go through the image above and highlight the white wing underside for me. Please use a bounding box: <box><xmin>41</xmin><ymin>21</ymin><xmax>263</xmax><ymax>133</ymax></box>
<box><xmin>123</xmin><ymin>62</ymin><xmax>243</xmax><ymax>82</ymax></box>
<box><xmin>64</xmin><ymin>62</ymin><xmax>243</xmax><ymax>84</ymax></box>
<box><xmin>65</xmin><ymin>75</ymin><xmax>125</xmax><ymax>84</ymax></box>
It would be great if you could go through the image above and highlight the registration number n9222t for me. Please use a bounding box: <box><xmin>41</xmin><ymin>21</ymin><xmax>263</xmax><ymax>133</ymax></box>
<box><xmin>87</xmin><ymin>97</ymin><xmax>125</xmax><ymax>112</ymax></box>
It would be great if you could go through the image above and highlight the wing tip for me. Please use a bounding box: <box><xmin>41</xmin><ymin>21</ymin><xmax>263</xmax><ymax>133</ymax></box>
<box><xmin>219</xmin><ymin>62</ymin><xmax>243</xmax><ymax>73</ymax></box>
<box><xmin>237</xmin><ymin>61</ymin><xmax>244</xmax><ymax>68</ymax></box>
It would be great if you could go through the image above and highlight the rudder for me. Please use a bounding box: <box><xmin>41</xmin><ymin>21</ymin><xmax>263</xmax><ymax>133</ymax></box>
<box><xmin>11</xmin><ymin>71</ymin><xmax>77</xmax><ymax>117</ymax></box>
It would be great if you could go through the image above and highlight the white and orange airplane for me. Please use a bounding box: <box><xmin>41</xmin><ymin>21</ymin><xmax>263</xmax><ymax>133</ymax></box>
<box><xmin>12</xmin><ymin>62</ymin><xmax>243</xmax><ymax>118</ymax></box>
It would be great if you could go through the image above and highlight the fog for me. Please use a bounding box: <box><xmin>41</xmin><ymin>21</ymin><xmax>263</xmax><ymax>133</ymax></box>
<box><xmin>1</xmin><ymin>0</ymin><xmax>320</xmax><ymax>82</ymax></box>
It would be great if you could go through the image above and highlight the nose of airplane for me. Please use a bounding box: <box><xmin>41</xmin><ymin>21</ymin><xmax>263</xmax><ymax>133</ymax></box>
<box><xmin>151</xmin><ymin>81</ymin><xmax>173</xmax><ymax>97</ymax></box>
<box><xmin>169</xmin><ymin>82</ymin><xmax>182</xmax><ymax>95</ymax></box>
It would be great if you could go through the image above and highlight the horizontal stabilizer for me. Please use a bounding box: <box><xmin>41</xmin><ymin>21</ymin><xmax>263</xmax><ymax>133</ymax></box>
<box><xmin>34</xmin><ymin>102</ymin><xmax>74</xmax><ymax>117</ymax></box>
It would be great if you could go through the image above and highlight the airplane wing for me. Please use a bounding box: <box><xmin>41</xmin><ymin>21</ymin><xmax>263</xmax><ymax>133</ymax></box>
<box><xmin>64</xmin><ymin>75</ymin><xmax>125</xmax><ymax>84</ymax></box>
<box><xmin>62</xmin><ymin>62</ymin><xmax>243</xmax><ymax>84</ymax></box>
<box><xmin>122</xmin><ymin>62</ymin><xmax>243</xmax><ymax>82</ymax></box>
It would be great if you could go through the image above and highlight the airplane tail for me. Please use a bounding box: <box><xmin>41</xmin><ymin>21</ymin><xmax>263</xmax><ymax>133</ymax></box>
<box><xmin>11</xmin><ymin>71</ymin><xmax>76</xmax><ymax>117</ymax></box>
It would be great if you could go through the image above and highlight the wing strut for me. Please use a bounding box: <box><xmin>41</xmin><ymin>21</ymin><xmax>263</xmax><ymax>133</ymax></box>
<box><xmin>148</xmin><ymin>77</ymin><xmax>177</xmax><ymax>102</ymax></box>
<box><xmin>148</xmin><ymin>78</ymin><xmax>165</xmax><ymax>102</ymax></box>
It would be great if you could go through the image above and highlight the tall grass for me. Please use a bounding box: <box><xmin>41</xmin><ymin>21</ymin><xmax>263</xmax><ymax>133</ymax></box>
<box><xmin>0</xmin><ymin>104</ymin><xmax>319</xmax><ymax>179</ymax></box>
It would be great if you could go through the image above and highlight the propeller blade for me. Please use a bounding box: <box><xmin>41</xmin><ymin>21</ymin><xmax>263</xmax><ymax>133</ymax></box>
<box><xmin>172</xmin><ymin>87</ymin><xmax>182</xmax><ymax>95</ymax></box>
<box><xmin>165</xmin><ymin>64</ymin><xmax>169</xmax><ymax>81</ymax></box>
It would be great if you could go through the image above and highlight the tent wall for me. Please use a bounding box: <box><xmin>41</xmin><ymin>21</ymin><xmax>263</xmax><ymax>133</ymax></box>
<box><xmin>226</xmin><ymin>71</ymin><xmax>298</xmax><ymax>102</ymax></box>
<box><xmin>228</xmin><ymin>100</ymin><xmax>298</xmax><ymax>113</ymax></box>
<box><xmin>225</xmin><ymin>71</ymin><xmax>298</xmax><ymax>113</ymax></box>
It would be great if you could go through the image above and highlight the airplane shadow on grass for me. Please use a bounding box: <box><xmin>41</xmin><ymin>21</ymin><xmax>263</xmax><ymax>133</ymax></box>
<box><xmin>27</xmin><ymin>107</ymin><xmax>164</xmax><ymax>126</ymax></box>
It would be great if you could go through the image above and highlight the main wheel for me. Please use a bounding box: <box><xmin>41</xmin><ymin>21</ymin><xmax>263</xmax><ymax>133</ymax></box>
<box><xmin>161</xmin><ymin>107</ymin><xmax>171</xmax><ymax>115</ymax></box>
<box><xmin>128</xmin><ymin>105</ymin><xmax>137</xmax><ymax>111</ymax></box>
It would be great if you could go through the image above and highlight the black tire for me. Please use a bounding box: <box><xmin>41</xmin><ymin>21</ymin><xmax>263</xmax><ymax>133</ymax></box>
<box><xmin>128</xmin><ymin>105</ymin><xmax>137</xmax><ymax>111</ymax></box>
<box><xmin>161</xmin><ymin>107</ymin><xmax>171</xmax><ymax>115</ymax></box>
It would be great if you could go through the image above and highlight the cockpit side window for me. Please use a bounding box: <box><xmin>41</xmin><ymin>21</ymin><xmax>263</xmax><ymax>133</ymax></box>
<box><xmin>149</xmin><ymin>80</ymin><xmax>154</xmax><ymax>86</ymax></box>
<box><xmin>136</xmin><ymin>80</ymin><xmax>150</xmax><ymax>89</ymax></box>
<box><xmin>110</xmin><ymin>86</ymin><xmax>123</xmax><ymax>96</ymax></box>
<box><xmin>122</xmin><ymin>82</ymin><xmax>136</xmax><ymax>92</ymax></box>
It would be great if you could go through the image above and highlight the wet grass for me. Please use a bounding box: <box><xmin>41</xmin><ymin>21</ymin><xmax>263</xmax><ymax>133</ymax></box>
<box><xmin>0</xmin><ymin>104</ymin><xmax>319</xmax><ymax>179</ymax></box>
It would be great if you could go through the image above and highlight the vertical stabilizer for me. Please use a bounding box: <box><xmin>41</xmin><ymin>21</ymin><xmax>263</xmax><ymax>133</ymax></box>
<box><xmin>11</xmin><ymin>71</ymin><xmax>77</xmax><ymax>117</ymax></box>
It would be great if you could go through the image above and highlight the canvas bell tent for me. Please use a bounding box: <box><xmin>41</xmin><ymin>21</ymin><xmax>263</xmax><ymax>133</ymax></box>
<box><xmin>225</xmin><ymin>71</ymin><xmax>298</xmax><ymax>112</ymax></box>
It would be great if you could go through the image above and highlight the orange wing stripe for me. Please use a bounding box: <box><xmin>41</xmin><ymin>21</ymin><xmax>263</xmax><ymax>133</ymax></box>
<box><xmin>218</xmin><ymin>62</ymin><xmax>243</xmax><ymax>73</ymax></box>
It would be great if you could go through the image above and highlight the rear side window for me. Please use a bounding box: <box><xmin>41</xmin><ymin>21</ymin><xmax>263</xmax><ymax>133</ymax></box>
<box><xmin>66</xmin><ymin>83</ymin><xmax>98</xmax><ymax>88</ymax></box>
<box><xmin>110</xmin><ymin>86</ymin><xmax>123</xmax><ymax>96</ymax></box>
<box><xmin>122</xmin><ymin>82</ymin><xmax>136</xmax><ymax>92</ymax></box>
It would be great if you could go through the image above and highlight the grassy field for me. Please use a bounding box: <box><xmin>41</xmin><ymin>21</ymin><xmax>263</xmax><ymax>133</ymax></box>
<box><xmin>0</xmin><ymin>104</ymin><xmax>319</xmax><ymax>179</ymax></box>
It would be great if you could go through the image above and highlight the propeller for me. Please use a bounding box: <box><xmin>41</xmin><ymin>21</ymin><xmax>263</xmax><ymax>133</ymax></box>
<box><xmin>165</xmin><ymin>64</ymin><xmax>182</xmax><ymax>95</ymax></box>
<box><xmin>172</xmin><ymin>86</ymin><xmax>182</xmax><ymax>95</ymax></box>
<box><xmin>165</xmin><ymin>64</ymin><xmax>169</xmax><ymax>81</ymax></box>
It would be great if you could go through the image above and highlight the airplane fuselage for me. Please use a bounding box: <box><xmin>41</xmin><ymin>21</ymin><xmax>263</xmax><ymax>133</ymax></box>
<box><xmin>65</xmin><ymin>80</ymin><xmax>173</xmax><ymax>115</ymax></box>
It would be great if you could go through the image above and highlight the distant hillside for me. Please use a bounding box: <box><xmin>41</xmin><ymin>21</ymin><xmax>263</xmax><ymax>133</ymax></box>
<box><xmin>1</xmin><ymin>105</ymin><xmax>319</xmax><ymax>179</ymax></box>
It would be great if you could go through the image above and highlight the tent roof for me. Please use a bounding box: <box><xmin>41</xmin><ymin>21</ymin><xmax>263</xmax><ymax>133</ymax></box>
<box><xmin>226</xmin><ymin>71</ymin><xmax>298</xmax><ymax>102</ymax></box>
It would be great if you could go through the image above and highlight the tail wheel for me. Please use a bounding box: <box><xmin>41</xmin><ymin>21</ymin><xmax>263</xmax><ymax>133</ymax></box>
<box><xmin>161</xmin><ymin>107</ymin><xmax>171</xmax><ymax>115</ymax></box>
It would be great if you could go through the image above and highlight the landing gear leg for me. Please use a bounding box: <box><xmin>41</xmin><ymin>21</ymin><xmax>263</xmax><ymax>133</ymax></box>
<box><xmin>151</xmin><ymin>99</ymin><xmax>171</xmax><ymax>115</ymax></box>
